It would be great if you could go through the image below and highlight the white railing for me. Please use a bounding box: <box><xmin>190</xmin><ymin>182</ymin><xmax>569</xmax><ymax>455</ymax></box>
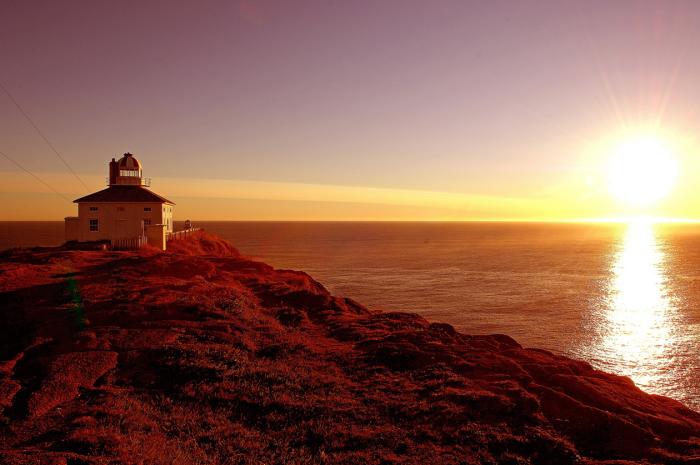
<box><xmin>105</xmin><ymin>177</ymin><xmax>151</xmax><ymax>187</ymax></box>
<box><xmin>167</xmin><ymin>228</ymin><xmax>201</xmax><ymax>241</ymax></box>
<box><xmin>111</xmin><ymin>236</ymin><xmax>148</xmax><ymax>250</ymax></box>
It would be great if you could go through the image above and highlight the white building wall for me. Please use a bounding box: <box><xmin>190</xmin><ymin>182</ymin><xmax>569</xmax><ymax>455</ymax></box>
<box><xmin>162</xmin><ymin>204</ymin><xmax>174</xmax><ymax>233</ymax></box>
<box><xmin>75</xmin><ymin>202</ymin><xmax>170</xmax><ymax>242</ymax></box>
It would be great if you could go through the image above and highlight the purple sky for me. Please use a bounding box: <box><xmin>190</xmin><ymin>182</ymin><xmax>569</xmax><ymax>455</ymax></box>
<box><xmin>2</xmin><ymin>0</ymin><xmax>700</xmax><ymax>220</ymax></box>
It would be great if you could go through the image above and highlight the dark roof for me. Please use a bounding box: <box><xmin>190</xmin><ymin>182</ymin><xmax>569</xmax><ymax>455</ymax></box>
<box><xmin>74</xmin><ymin>186</ymin><xmax>174</xmax><ymax>204</ymax></box>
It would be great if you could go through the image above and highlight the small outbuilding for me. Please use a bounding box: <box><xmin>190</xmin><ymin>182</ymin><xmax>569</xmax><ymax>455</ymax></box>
<box><xmin>65</xmin><ymin>153</ymin><xmax>174</xmax><ymax>250</ymax></box>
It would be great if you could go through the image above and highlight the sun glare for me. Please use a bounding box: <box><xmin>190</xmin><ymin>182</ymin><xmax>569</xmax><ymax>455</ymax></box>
<box><xmin>607</xmin><ymin>136</ymin><xmax>679</xmax><ymax>208</ymax></box>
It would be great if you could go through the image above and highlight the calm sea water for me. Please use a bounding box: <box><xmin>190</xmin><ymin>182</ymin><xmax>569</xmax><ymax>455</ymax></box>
<box><xmin>2</xmin><ymin>221</ymin><xmax>700</xmax><ymax>409</ymax></box>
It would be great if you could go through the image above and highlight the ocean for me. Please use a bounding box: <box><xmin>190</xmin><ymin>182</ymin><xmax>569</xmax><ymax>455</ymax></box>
<box><xmin>2</xmin><ymin>220</ymin><xmax>700</xmax><ymax>409</ymax></box>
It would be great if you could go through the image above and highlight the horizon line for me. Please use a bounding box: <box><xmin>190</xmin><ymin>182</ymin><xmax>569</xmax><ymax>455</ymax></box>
<box><xmin>3</xmin><ymin>217</ymin><xmax>700</xmax><ymax>224</ymax></box>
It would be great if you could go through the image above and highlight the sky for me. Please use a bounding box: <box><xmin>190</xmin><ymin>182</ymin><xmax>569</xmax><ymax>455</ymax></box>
<box><xmin>2</xmin><ymin>0</ymin><xmax>700</xmax><ymax>220</ymax></box>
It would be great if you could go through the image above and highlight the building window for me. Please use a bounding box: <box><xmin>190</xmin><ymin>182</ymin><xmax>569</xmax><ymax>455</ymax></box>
<box><xmin>89</xmin><ymin>219</ymin><xmax>99</xmax><ymax>232</ymax></box>
<box><xmin>143</xmin><ymin>219</ymin><xmax>152</xmax><ymax>226</ymax></box>
<box><xmin>144</xmin><ymin>207</ymin><xmax>151</xmax><ymax>212</ymax></box>
<box><xmin>117</xmin><ymin>207</ymin><xmax>125</xmax><ymax>212</ymax></box>
<box><xmin>89</xmin><ymin>206</ymin><xmax>98</xmax><ymax>212</ymax></box>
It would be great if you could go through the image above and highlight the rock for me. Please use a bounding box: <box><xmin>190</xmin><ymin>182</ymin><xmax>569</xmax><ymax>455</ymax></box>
<box><xmin>27</xmin><ymin>351</ymin><xmax>118</xmax><ymax>417</ymax></box>
<box><xmin>1</xmin><ymin>233</ymin><xmax>700</xmax><ymax>464</ymax></box>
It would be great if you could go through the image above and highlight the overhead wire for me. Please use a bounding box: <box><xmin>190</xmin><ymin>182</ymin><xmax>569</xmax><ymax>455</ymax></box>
<box><xmin>0</xmin><ymin>80</ymin><xmax>90</xmax><ymax>192</ymax></box>
<box><xmin>0</xmin><ymin>149</ymin><xmax>73</xmax><ymax>203</ymax></box>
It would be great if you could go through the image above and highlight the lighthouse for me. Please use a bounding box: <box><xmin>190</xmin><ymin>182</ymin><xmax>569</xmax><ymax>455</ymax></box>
<box><xmin>64</xmin><ymin>153</ymin><xmax>174</xmax><ymax>250</ymax></box>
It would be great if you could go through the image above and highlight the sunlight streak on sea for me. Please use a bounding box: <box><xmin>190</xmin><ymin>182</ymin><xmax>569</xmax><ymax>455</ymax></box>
<box><xmin>579</xmin><ymin>221</ymin><xmax>688</xmax><ymax>397</ymax></box>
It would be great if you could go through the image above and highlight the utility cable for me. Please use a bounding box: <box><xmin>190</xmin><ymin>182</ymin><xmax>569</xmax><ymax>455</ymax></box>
<box><xmin>0</xmin><ymin>81</ymin><xmax>90</xmax><ymax>192</ymax></box>
<box><xmin>0</xmin><ymin>150</ymin><xmax>73</xmax><ymax>203</ymax></box>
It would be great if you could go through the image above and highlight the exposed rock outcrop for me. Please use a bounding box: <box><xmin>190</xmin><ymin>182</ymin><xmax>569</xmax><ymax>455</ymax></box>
<box><xmin>1</xmin><ymin>232</ymin><xmax>699</xmax><ymax>464</ymax></box>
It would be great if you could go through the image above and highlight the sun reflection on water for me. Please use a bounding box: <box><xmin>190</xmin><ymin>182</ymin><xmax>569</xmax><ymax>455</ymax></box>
<box><xmin>598</xmin><ymin>221</ymin><xmax>677</xmax><ymax>390</ymax></box>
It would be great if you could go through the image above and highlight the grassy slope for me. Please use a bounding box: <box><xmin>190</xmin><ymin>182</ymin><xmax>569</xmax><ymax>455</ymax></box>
<box><xmin>1</xmin><ymin>232</ymin><xmax>700</xmax><ymax>465</ymax></box>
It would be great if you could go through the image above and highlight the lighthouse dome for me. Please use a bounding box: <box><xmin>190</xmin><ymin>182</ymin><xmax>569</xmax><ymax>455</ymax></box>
<box><xmin>117</xmin><ymin>152</ymin><xmax>141</xmax><ymax>171</ymax></box>
<box><xmin>110</xmin><ymin>152</ymin><xmax>147</xmax><ymax>186</ymax></box>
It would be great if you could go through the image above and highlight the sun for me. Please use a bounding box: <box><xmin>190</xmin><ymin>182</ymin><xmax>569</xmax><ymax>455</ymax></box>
<box><xmin>607</xmin><ymin>136</ymin><xmax>679</xmax><ymax>207</ymax></box>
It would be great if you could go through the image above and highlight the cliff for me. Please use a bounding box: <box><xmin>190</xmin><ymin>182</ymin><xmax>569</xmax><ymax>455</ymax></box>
<box><xmin>1</xmin><ymin>232</ymin><xmax>700</xmax><ymax>464</ymax></box>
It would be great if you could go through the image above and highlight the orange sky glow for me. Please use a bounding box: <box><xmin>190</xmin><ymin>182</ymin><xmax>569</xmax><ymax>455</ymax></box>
<box><xmin>2</xmin><ymin>1</ymin><xmax>700</xmax><ymax>221</ymax></box>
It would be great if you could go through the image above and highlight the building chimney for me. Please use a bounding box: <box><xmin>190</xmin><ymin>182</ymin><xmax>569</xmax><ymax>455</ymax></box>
<box><xmin>109</xmin><ymin>158</ymin><xmax>118</xmax><ymax>185</ymax></box>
